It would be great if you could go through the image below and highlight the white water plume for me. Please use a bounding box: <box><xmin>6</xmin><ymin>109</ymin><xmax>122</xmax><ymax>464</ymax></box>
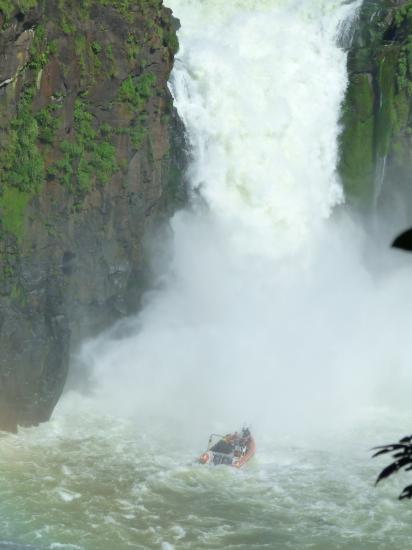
<box><xmin>72</xmin><ymin>0</ymin><xmax>412</xmax><ymax>445</ymax></box>
<box><xmin>170</xmin><ymin>0</ymin><xmax>353</xmax><ymax>255</ymax></box>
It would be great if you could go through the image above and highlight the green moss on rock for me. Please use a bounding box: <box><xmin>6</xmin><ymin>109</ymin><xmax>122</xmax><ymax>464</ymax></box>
<box><xmin>0</xmin><ymin>0</ymin><xmax>36</xmax><ymax>18</ymax></box>
<box><xmin>339</xmin><ymin>74</ymin><xmax>375</xmax><ymax>199</ymax></box>
<box><xmin>0</xmin><ymin>187</ymin><xmax>31</xmax><ymax>240</ymax></box>
<box><xmin>118</xmin><ymin>72</ymin><xmax>156</xmax><ymax>110</ymax></box>
<box><xmin>49</xmin><ymin>99</ymin><xmax>118</xmax><ymax>194</ymax></box>
<box><xmin>375</xmin><ymin>50</ymin><xmax>398</xmax><ymax>158</ymax></box>
<box><xmin>339</xmin><ymin>0</ymin><xmax>412</xmax><ymax>202</ymax></box>
<box><xmin>1</xmin><ymin>85</ymin><xmax>45</xmax><ymax>193</ymax></box>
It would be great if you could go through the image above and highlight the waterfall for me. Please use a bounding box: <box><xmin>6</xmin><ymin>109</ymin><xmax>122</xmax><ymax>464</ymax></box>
<box><xmin>77</xmin><ymin>0</ymin><xmax>412</xmax><ymax>441</ymax></box>
<box><xmin>374</xmin><ymin>154</ymin><xmax>387</xmax><ymax>208</ymax></box>
<box><xmin>167</xmin><ymin>0</ymin><xmax>358</xmax><ymax>255</ymax></box>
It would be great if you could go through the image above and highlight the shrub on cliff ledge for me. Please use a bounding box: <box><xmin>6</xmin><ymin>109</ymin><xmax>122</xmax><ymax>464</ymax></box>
<box><xmin>118</xmin><ymin>72</ymin><xmax>156</xmax><ymax>110</ymax></box>
<box><xmin>0</xmin><ymin>0</ymin><xmax>37</xmax><ymax>19</ymax></box>
<box><xmin>1</xmin><ymin>85</ymin><xmax>44</xmax><ymax>193</ymax></box>
<box><xmin>48</xmin><ymin>99</ymin><xmax>118</xmax><ymax>194</ymax></box>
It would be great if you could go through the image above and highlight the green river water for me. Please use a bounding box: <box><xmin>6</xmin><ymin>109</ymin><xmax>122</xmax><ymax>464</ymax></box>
<box><xmin>1</xmin><ymin>401</ymin><xmax>412</xmax><ymax>549</ymax></box>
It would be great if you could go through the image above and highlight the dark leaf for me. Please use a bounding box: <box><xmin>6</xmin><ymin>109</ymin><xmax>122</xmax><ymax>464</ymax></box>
<box><xmin>376</xmin><ymin>457</ymin><xmax>412</xmax><ymax>485</ymax></box>
<box><xmin>372</xmin><ymin>445</ymin><xmax>406</xmax><ymax>458</ymax></box>
<box><xmin>399</xmin><ymin>484</ymin><xmax>412</xmax><ymax>500</ymax></box>
<box><xmin>392</xmin><ymin>229</ymin><xmax>412</xmax><ymax>252</ymax></box>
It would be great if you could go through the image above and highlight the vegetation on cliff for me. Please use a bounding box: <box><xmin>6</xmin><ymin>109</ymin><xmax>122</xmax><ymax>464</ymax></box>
<box><xmin>339</xmin><ymin>0</ymin><xmax>412</xmax><ymax>202</ymax></box>
<box><xmin>0</xmin><ymin>0</ymin><xmax>178</xmax><ymax>239</ymax></box>
<box><xmin>0</xmin><ymin>0</ymin><xmax>184</xmax><ymax>431</ymax></box>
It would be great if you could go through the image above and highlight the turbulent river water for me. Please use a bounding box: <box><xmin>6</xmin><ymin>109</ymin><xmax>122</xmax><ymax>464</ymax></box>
<box><xmin>3</xmin><ymin>0</ymin><xmax>412</xmax><ymax>548</ymax></box>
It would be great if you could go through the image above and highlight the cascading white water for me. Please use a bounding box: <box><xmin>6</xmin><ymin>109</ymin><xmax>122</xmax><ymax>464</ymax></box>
<box><xmin>66</xmin><ymin>0</ymin><xmax>412</xmax><ymax>448</ymax></box>
<box><xmin>4</xmin><ymin>2</ymin><xmax>412</xmax><ymax>548</ymax></box>
<box><xmin>168</xmin><ymin>0</ymin><xmax>352</xmax><ymax>254</ymax></box>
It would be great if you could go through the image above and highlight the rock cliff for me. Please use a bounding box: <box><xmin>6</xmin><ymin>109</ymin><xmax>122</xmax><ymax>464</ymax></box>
<box><xmin>339</xmin><ymin>0</ymin><xmax>412</xmax><ymax>202</ymax></box>
<box><xmin>0</xmin><ymin>0</ymin><xmax>185</xmax><ymax>431</ymax></box>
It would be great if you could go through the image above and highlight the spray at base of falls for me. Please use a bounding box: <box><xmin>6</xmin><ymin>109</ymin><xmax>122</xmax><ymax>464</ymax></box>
<box><xmin>80</xmin><ymin>207</ymin><xmax>412</xmax><ymax>443</ymax></box>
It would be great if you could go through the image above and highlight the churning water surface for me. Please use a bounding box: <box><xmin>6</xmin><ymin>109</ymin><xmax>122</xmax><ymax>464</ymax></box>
<box><xmin>2</xmin><ymin>0</ymin><xmax>412</xmax><ymax>548</ymax></box>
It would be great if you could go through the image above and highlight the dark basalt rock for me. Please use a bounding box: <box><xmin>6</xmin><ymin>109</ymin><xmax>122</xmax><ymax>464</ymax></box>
<box><xmin>0</xmin><ymin>0</ymin><xmax>186</xmax><ymax>432</ymax></box>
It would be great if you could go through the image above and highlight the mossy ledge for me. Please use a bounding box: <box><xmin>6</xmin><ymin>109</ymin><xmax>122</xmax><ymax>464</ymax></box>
<box><xmin>0</xmin><ymin>0</ymin><xmax>185</xmax><ymax>431</ymax></box>
<box><xmin>339</xmin><ymin>0</ymin><xmax>412</xmax><ymax>203</ymax></box>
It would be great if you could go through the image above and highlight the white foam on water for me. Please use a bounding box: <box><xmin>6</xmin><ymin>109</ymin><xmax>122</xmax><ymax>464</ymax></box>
<box><xmin>49</xmin><ymin>544</ymin><xmax>82</xmax><ymax>550</ymax></box>
<box><xmin>57</xmin><ymin>489</ymin><xmax>81</xmax><ymax>503</ymax></box>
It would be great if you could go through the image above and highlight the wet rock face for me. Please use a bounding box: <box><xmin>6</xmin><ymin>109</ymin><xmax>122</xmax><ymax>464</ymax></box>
<box><xmin>339</xmin><ymin>0</ymin><xmax>412</xmax><ymax>202</ymax></box>
<box><xmin>0</xmin><ymin>0</ymin><xmax>185</xmax><ymax>432</ymax></box>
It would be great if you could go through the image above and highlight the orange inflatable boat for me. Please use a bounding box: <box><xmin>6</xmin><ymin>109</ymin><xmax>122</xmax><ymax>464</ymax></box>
<box><xmin>198</xmin><ymin>428</ymin><xmax>255</xmax><ymax>468</ymax></box>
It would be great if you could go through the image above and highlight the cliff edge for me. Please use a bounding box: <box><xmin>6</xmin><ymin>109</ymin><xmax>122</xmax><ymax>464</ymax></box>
<box><xmin>0</xmin><ymin>0</ymin><xmax>185</xmax><ymax>431</ymax></box>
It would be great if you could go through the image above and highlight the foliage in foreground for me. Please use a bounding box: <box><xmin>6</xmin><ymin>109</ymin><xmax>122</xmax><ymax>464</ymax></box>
<box><xmin>372</xmin><ymin>230</ymin><xmax>412</xmax><ymax>500</ymax></box>
<box><xmin>373</xmin><ymin>435</ymin><xmax>412</xmax><ymax>499</ymax></box>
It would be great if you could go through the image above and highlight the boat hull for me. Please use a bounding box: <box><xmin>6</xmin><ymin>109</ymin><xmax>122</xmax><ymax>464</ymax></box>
<box><xmin>198</xmin><ymin>434</ymin><xmax>256</xmax><ymax>468</ymax></box>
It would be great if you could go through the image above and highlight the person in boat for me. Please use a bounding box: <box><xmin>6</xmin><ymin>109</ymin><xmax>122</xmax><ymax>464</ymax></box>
<box><xmin>210</xmin><ymin>432</ymin><xmax>239</xmax><ymax>455</ymax></box>
<box><xmin>239</xmin><ymin>427</ymin><xmax>248</xmax><ymax>446</ymax></box>
<box><xmin>211</xmin><ymin>429</ymin><xmax>251</xmax><ymax>454</ymax></box>
<box><xmin>235</xmin><ymin>428</ymin><xmax>250</xmax><ymax>455</ymax></box>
